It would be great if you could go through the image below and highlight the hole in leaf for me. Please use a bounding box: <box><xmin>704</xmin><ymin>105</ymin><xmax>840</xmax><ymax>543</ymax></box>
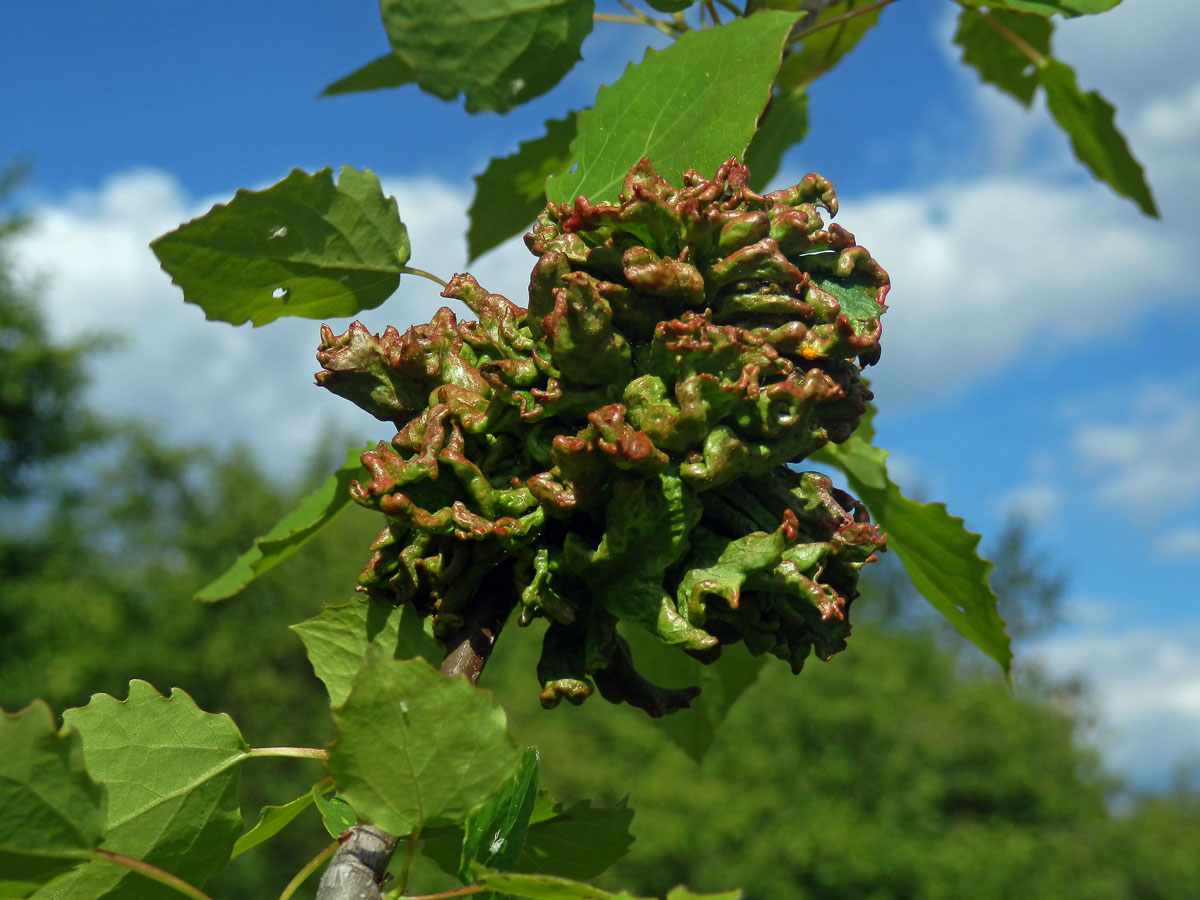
<box><xmin>268</xmin><ymin>226</ymin><xmax>288</xmax><ymax>240</ymax></box>
<box><xmin>272</xmin><ymin>286</ymin><xmax>290</xmax><ymax>301</ymax></box>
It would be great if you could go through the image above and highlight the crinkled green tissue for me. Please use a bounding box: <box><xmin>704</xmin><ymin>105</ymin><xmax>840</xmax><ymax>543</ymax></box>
<box><xmin>316</xmin><ymin>158</ymin><xmax>889</xmax><ymax>716</ymax></box>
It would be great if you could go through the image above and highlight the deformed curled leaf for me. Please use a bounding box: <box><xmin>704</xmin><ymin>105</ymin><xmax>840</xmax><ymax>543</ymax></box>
<box><xmin>152</xmin><ymin>166</ymin><xmax>411</xmax><ymax>326</ymax></box>
<box><xmin>318</xmin><ymin>158</ymin><xmax>889</xmax><ymax>714</ymax></box>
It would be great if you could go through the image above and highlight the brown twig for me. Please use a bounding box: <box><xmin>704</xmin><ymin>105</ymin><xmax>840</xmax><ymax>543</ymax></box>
<box><xmin>792</xmin><ymin>0</ymin><xmax>900</xmax><ymax>42</ymax></box>
<box><xmin>439</xmin><ymin>563</ymin><xmax>519</xmax><ymax>684</ymax></box>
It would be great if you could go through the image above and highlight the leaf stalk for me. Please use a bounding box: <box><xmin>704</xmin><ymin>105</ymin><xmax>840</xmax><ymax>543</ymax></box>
<box><xmin>401</xmin><ymin>266</ymin><xmax>450</xmax><ymax>288</ymax></box>
<box><xmin>89</xmin><ymin>850</ymin><xmax>215</xmax><ymax>900</ymax></box>
<box><xmin>247</xmin><ymin>745</ymin><xmax>330</xmax><ymax>760</ymax></box>
<box><xmin>793</xmin><ymin>0</ymin><xmax>901</xmax><ymax>41</ymax></box>
<box><xmin>282</xmin><ymin>840</ymin><xmax>339</xmax><ymax>900</ymax></box>
<box><xmin>966</xmin><ymin>4</ymin><xmax>1048</xmax><ymax>67</ymax></box>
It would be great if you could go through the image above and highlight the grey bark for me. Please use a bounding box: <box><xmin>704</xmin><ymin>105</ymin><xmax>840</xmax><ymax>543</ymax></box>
<box><xmin>314</xmin><ymin>825</ymin><xmax>401</xmax><ymax>900</ymax></box>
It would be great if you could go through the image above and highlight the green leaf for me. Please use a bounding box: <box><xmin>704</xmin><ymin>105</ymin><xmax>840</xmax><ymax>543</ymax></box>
<box><xmin>619</xmin><ymin>627</ymin><xmax>764</xmax><ymax>761</ymax></box>
<box><xmin>376</xmin><ymin>0</ymin><xmax>595</xmax><ymax>113</ymax></box>
<box><xmin>43</xmin><ymin>682</ymin><xmax>248</xmax><ymax>900</ymax></box>
<box><xmin>468</xmin><ymin>113</ymin><xmax>578</xmax><ymax>263</ymax></box>
<box><xmin>151</xmin><ymin>166</ymin><xmax>411</xmax><ymax>326</ymax></box>
<box><xmin>953</xmin><ymin>8</ymin><xmax>1051</xmax><ymax>106</ymax></box>
<box><xmin>320</xmin><ymin>52</ymin><xmax>416</xmax><ymax>96</ymax></box>
<box><xmin>660</xmin><ymin>649</ymin><xmax>766</xmax><ymax>761</ymax></box>
<box><xmin>744</xmin><ymin>88</ymin><xmax>808</xmax><ymax>191</ymax></box>
<box><xmin>231</xmin><ymin>793</ymin><xmax>314</xmax><ymax>858</ymax></box>
<box><xmin>312</xmin><ymin>789</ymin><xmax>357</xmax><ymax>838</ymax></box>
<box><xmin>779</xmin><ymin>0</ymin><xmax>884</xmax><ymax>89</ymax></box>
<box><xmin>645</xmin><ymin>0</ymin><xmax>694</xmax><ymax>11</ymax></box>
<box><xmin>0</xmin><ymin>702</ymin><xmax>105</xmax><ymax>895</ymax></box>
<box><xmin>813</xmin><ymin>438</ymin><xmax>1012</xmax><ymax>674</ymax></box>
<box><xmin>960</xmin><ymin>0</ymin><xmax>1121</xmax><ymax>16</ymax></box>
<box><xmin>517</xmin><ymin>799</ymin><xmax>635</xmax><ymax>881</ymax></box>
<box><xmin>195</xmin><ymin>445</ymin><xmax>369</xmax><ymax>602</ymax></box>
<box><xmin>1036</xmin><ymin>57</ymin><xmax>1158</xmax><ymax>216</ymax></box>
<box><xmin>422</xmin><ymin>793</ymin><xmax>635</xmax><ymax>884</ymax></box>
<box><xmin>474</xmin><ymin>870</ymin><xmax>723</xmax><ymax>900</ymax></box>
<box><xmin>460</xmin><ymin>747</ymin><xmax>540</xmax><ymax>883</ymax></box>
<box><xmin>545</xmin><ymin>11</ymin><xmax>799</xmax><ymax>205</ymax></box>
<box><xmin>473</xmin><ymin>870</ymin><xmax>639</xmax><ymax>900</ymax></box>
<box><xmin>327</xmin><ymin>653</ymin><xmax>521</xmax><ymax>835</ymax></box>
<box><xmin>291</xmin><ymin>598</ymin><xmax>443</xmax><ymax>707</ymax></box>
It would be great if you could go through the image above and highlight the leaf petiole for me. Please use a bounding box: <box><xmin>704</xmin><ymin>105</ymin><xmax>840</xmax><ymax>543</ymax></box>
<box><xmin>280</xmin><ymin>840</ymin><xmax>339</xmax><ymax>900</ymax></box>
<box><xmin>966</xmin><ymin>4</ymin><xmax>1048</xmax><ymax>67</ymax></box>
<box><xmin>89</xmin><ymin>850</ymin><xmax>215</xmax><ymax>900</ymax></box>
<box><xmin>792</xmin><ymin>0</ymin><xmax>900</xmax><ymax>42</ymax></box>
<box><xmin>395</xmin><ymin>887</ymin><xmax>483</xmax><ymax>900</ymax></box>
<box><xmin>247</xmin><ymin>745</ymin><xmax>330</xmax><ymax>760</ymax></box>
<box><xmin>401</xmin><ymin>265</ymin><xmax>449</xmax><ymax>288</ymax></box>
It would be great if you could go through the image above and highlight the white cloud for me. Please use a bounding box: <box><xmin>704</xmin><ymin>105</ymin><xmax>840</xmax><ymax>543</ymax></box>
<box><xmin>999</xmin><ymin>482</ymin><xmax>1062</xmax><ymax>523</ymax></box>
<box><xmin>1160</xmin><ymin>527</ymin><xmax>1200</xmax><ymax>559</ymax></box>
<box><xmin>815</xmin><ymin>18</ymin><xmax>1200</xmax><ymax>408</ymax></box>
<box><xmin>10</xmin><ymin>170</ymin><xmax>532</xmax><ymax>476</ymax></box>
<box><xmin>839</xmin><ymin>171</ymin><xmax>1191</xmax><ymax>407</ymax></box>
<box><xmin>1033</xmin><ymin>618</ymin><xmax>1200</xmax><ymax>787</ymax></box>
<box><xmin>1054</xmin><ymin>0</ymin><xmax>1200</xmax><ymax>115</ymax></box>
<box><xmin>1069</xmin><ymin>382</ymin><xmax>1200</xmax><ymax>516</ymax></box>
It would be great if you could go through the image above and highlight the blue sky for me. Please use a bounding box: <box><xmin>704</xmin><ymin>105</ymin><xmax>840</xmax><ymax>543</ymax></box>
<box><xmin>4</xmin><ymin>1</ymin><xmax>1199</xmax><ymax>787</ymax></box>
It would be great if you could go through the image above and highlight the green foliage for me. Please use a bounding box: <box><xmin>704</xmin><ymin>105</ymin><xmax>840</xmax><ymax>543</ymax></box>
<box><xmin>1</xmin><ymin>0</ymin><xmax>1178</xmax><ymax>895</ymax></box>
<box><xmin>0</xmin><ymin>702</ymin><xmax>104</xmax><ymax>895</ymax></box>
<box><xmin>194</xmin><ymin>445</ymin><xmax>369</xmax><ymax>601</ymax></box>
<box><xmin>291</xmin><ymin>599</ymin><xmax>442</xmax><ymax>707</ymax></box>
<box><xmin>960</xmin><ymin>0</ymin><xmax>1123</xmax><ymax>15</ymax></box>
<box><xmin>516</xmin><ymin>798</ymin><xmax>636</xmax><ymax>881</ymax></box>
<box><xmin>47</xmin><ymin>682</ymin><xmax>248</xmax><ymax>899</ymax></box>
<box><xmin>151</xmin><ymin>166</ymin><xmax>411</xmax><ymax>326</ymax></box>
<box><xmin>457</xmin><ymin>747</ymin><xmax>542</xmax><ymax>897</ymax></box>
<box><xmin>954</xmin><ymin>5</ymin><xmax>1156</xmax><ymax>217</ymax></box>
<box><xmin>780</xmin><ymin>0</ymin><xmax>884</xmax><ymax>88</ymax></box>
<box><xmin>743</xmin><ymin>87</ymin><xmax>808</xmax><ymax>191</ymax></box>
<box><xmin>231</xmin><ymin>793</ymin><xmax>314</xmax><ymax>858</ymax></box>
<box><xmin>954</xmin><ymin>7</ymin><xmax>1052</xmax><ymax>106</ymax></box>
<box><xmin>468</xmin><ymin>113</ymin><xmax>578</xmax><ymax>262</ymax></box>
<box><xmin>320</xmin><ymin>53</ymin><xmax>417</xmax><ymax>97</ymax></box>
<box><xmin>312</xmin><ymin>789</ymin><xmax>357</xmax><ymax>838</ymax></box>
<box><xmin>0</xmin><ymin>184</ymin><xmax>105</xmax><ymax>501</ymax></box>
<box><xmin>371</xmin><ymin>0</ymin><xmax>595</xmax><ymax>113</ymax></box>
<box><xmin>326</xmin><ymin>653</ymin><xmax>522</xmax><ymax>835</ymax></box>
<box><xmin>814</xmin><ymin>434</ymin><xmax>1012</xmax><ymax>673</ymax></box>
<box><xmin>1038</xmin><ymin>57</ymin><xmax>1158</xmax><ymax>216</ymax></box>
<box><xmin>545</xmin><ymin>12</ymin><xmax>798</xmax><ymax>204</ymax></box>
